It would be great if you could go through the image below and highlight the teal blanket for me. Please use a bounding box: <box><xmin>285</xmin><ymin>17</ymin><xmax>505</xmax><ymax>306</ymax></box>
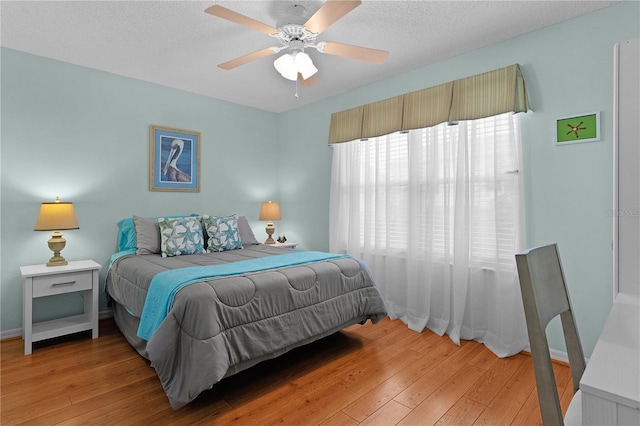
<box><xmin>137</xmin><ymin>251</ymin><xmax>349</xmax><ymax>340</ymax></box>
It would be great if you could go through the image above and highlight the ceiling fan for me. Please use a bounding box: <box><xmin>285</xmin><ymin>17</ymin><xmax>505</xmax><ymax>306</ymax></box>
<box><xmin>204</xmin><ymin>0</ymin><xmax>389</xmax><ymax>87</ymax></box>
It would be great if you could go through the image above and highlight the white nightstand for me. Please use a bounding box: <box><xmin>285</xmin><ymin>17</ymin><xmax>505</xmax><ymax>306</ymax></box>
<box><xmin>273</xmin><ymin>242</ymin><xmax>298</xmax><ymax>249</ymax></box>
<box><xmin>20</xmin><ymin>260</ymin><xmax>101</xmax><ymax>355</ymax></box>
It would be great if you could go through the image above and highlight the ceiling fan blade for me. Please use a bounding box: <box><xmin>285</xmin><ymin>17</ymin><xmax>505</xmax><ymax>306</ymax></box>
<box><xmin>304</xmin><ymin>0</ymin><xmax>361</xmax><ymax>35</ymax></box>
<box><xmin>218</xmin><ymin>47</ymin><xmax>277</xmax><ymax>70</ymax></box>
<box><xmin>319</xmin><ymin>41</ymin><xmax>389</xmax><ymax>64</ymax></box>
<box><xmin>299</xmin><ymin>73</ymin><xmax>317</xmax><ymax>88</ymax></box>
<box><xmin>205</xmin><ymin>5</ymin><xmax>278</xmax><ymax>35</ymax></box>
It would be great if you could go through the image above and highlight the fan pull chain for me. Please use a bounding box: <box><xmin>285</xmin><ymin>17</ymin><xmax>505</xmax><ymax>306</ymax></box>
<box><xmin>294</xmin><ymin>78</ymin><xmax>299</xmax><ymax>99</ymax></box>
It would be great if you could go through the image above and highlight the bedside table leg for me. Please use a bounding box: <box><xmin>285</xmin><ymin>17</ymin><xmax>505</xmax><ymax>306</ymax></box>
<box><xmin>23</xmin><ymin>278</ymin><xmax>33</xmax><ymax>355</ymax></box>
<box><xmin>87</xmin><ymin>269</ymin><xmax>99</xmax><ymax>339</ymax></box>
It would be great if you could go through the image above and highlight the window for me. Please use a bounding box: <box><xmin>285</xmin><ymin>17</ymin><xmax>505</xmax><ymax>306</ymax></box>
<box><xmin>331</xmin><ymin>113</ymin><xmax>522</xmax><ymax>270</ymax></box>
<box><xmin>329</xmin><ymin>113</ymin><xmax>527</xmax><ymax>356</ymax></box>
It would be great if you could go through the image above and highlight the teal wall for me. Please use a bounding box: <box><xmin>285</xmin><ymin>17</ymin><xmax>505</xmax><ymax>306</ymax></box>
<box><xmin>276</xmin><ymin>2</ymin><xmax>639</xmax><ymax>357</ymax></box>
<box><xmin>1</xmin><ymin>2</ymin><xmax>638</xmax><ymax>357</ymax></box>
<box><xmin>1</xmin><ymin>48</ymin><xmax>279</xmax><ymax>328</ymax></box>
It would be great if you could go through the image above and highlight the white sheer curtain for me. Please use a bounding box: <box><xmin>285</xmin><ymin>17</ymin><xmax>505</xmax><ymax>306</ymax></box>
<box><xmin>329</xmin><ymin>113</ymin><xmax>528</xmax><ymax>357</ymax></box>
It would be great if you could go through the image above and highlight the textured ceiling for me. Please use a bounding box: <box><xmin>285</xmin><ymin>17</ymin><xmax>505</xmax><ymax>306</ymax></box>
<box><xmin>1</xmin><ymin>0</ymin><xmax>620</xmax><ymax>113</ymax></box>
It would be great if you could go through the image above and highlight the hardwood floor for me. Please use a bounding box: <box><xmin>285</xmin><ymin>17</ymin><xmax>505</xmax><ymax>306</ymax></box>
<box><xmin>1</xmin><ymin>317</ymin><xmax>573</xmax><ymax>425</ymax></box>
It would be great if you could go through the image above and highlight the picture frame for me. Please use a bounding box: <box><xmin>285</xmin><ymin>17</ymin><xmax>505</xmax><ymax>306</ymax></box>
<box><xmin>555</xmin><ymin>112</ymin><xmax>600</xmax><ymax>145</ymax></box>
<box><xmin>149</xmin><ymin>125</ymin><xmax>201</xmax><ymax>192</ymax></box>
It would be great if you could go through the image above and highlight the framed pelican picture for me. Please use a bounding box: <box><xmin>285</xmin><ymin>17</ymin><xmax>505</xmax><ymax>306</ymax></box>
<box><xmin>149</xmin><ymin>125</ymin><xmax>200</xmax><ymax>192</ymax></box>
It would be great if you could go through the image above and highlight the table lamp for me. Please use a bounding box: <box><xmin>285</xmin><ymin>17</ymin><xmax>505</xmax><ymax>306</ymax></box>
<box><xmin>259</xmin><ymin>201</ymin><xmax>281</xmax><ymax>244</ymax></box>
<box><xmin>34</xmin><ymin>197</ymin><xmax>79</xmax><ymax>266</ymax></box>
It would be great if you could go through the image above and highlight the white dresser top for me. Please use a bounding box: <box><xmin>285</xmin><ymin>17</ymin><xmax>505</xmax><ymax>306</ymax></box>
<box><xmin>580</xmin><ymin>292</ymin><xmax>640</xmax><ymax>409</ymax></box>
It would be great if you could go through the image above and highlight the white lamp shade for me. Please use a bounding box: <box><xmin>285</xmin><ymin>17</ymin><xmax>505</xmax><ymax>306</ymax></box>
<box><xmin>295</xmin><ymin>53</ymin><xmax>318</xmax><ymax>80</ymax></box>
<box><xmin>273</xmin><ymin>54</ymin><xmax>298</xmax><ymax>81</ymax></box>
<box><xmin>274</xmin><ymin>52</ymin><xmax>318</xmax><ymax>81</ymax></box>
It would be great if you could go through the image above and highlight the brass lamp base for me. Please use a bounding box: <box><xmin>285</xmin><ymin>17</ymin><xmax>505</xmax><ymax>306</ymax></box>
<box><xmin>46</xmin><ymin>231</ymin><xmax>68</xmax><ymax>267</ymax></box>
<box><xmin>264</xmin><ymin>222</ymin><xmax>276</xmax><ymax>244</ymax></box>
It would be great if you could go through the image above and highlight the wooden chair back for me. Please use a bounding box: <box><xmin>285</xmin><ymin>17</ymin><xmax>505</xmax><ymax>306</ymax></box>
<box><xmin>515</xmin><ymin>243</ymin><xmax>586</xmax><ymax>426</ymax></box>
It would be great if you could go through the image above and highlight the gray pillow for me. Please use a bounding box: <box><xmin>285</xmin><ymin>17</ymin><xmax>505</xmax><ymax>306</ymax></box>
<box><xmin>237</xmin><ymin>215</ymin><xmax>259</xmax><ymax>245</ymax></box>
<box><xmin>133</xmin><ymin>215</ymin><xmax>161</xmax><ymax>254</ymax></box>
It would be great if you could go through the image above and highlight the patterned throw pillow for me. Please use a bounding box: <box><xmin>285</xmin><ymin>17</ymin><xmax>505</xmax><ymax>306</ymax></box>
<box><xmin>202</xmin><ymin>214</ymin><xmax>243</xmax><ymax>252</ymax></box>
<box><xmin>158</xmin><ymin>216</ymin><xmax>205</xmax><ymax>257</ymax></box>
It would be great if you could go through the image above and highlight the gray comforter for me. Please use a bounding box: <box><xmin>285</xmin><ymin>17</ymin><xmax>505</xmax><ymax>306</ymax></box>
<box><xmin>106</xmin><ymin>245</ymin><xmax>386</xmax><ymax>409</ymax></box>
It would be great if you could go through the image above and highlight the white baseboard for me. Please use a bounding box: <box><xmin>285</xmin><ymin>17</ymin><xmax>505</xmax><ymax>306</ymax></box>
<box><xmin>549</xmin><ymin>347</ymin><xmax>570</xmax><ymax>363</ymax></box>
<box><xmin>0</xmin><ymin>328</ymin><xmax>22</xmax><ymax>340</ymax></box>
<box><xmin>523</xmin><ymin>344</ymin><xmax>589</xmax><ymax>365</ymax></box>
<box><xmin>0</xmin><ymin>309</ymin><xmax>114</xmax><ymax>341</ymax></box>
<box><xmin>99</xmin><ymin>309</ymin><xmax>114</xmax><ymax>320</ymax></box>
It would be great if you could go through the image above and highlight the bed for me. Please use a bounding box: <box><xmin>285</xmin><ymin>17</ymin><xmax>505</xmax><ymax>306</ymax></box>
<box><xmin>106</xmin><ymin>214</ymin><xmax>386</xmax><ymax>409</ymax></box>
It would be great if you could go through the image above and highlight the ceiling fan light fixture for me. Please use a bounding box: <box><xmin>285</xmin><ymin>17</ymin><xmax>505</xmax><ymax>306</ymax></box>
<box><xmin>295</xmin><ymin>52</ymin><xmax>318</xmax><ymax>79</ymax></box>
<box><xmin>208</xmin><ymin>1</ymin><xmax>389</xmax><ymax>88</ymax></box>
<box><xmin>274</xmin><ymin>51</ymin><xmax>317</xmax><ymax>81</ymax></box>
<box><xmin>273</xmin><ymin>53</ymin><xmax>298</xmax><ymax>80</ymax></box>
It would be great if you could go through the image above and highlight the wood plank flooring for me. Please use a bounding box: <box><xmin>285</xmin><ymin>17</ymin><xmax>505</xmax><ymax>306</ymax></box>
<box><xmin>0</xmin><ymin>317</ymin><xmax>573</xmax><ymax>425</ymax></box>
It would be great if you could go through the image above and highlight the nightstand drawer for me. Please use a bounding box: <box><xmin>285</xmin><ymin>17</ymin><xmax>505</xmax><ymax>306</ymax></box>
<box><xmin>32</xmin><ymin>271</ymin><xmax>93</xmax><ymax>297</ymax></box>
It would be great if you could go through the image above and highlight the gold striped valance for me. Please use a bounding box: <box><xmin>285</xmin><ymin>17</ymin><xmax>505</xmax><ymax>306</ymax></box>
<box><xmin>328</xmin><ymin>64</ymin><xmax>530</xmax><ymax>144</ymax></box>
<box><xmin>403</xmin><ymin>82</ymin><xmax>454</xmax><ymax>131</ymax></box>
<box><xmin>328</xmin><ymin>106</ymin><xmax>363</xmax><ymax>144</ymax></box>
<box><xmin>362</xmin><ymin>95</ymin><xmax>404</xmax><ymax>139</ymax></box>
<box><xmin>449</xmin><ymin>64</ymin><xmax>529</xmax><ymax>122</ymax></box>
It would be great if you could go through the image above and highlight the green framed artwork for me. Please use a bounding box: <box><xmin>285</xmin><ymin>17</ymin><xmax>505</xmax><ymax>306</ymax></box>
<box><xmin>555</xmin><ymin>112</ymin><xmax>600</xmax><ymax>145</ymax></box>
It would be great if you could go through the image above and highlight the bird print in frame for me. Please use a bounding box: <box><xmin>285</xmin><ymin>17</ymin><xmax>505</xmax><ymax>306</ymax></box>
<box><xmin>150</xmin><ymin>125</ymin><xmax>201</xmax><ymax>192</ymax></box>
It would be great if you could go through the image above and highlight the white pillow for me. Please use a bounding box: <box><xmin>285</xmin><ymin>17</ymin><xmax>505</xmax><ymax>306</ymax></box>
<box><xmin>158</xmin><ymin>216</ymin><xmax>205</xmax><ymax>257</ymax></box>
<box><xmin>202</xmin><ymin>214</ymin><xmax>243</xmax><ymax>252</ymax></box>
